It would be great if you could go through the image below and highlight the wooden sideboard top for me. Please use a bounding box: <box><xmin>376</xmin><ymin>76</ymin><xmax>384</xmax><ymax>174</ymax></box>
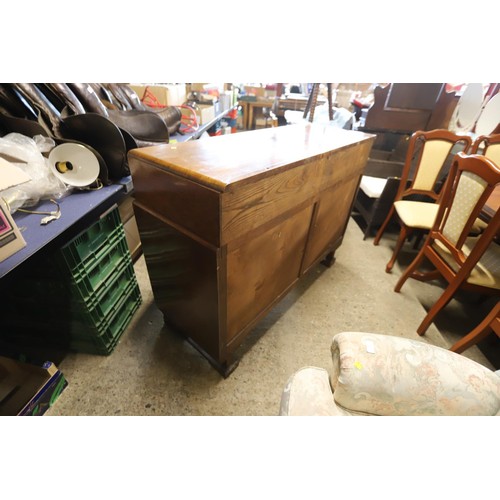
<box><xmin>128</xmin><ymin>123</ymin><xmax>375</xmax><ymax>192</ymax></box>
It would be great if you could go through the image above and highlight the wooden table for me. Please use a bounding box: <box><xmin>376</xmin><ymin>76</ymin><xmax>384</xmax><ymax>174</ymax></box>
<box><xmin>128</xmin><ymin>124</ymin><xmax>375</xmax><ymax>375</ymax></box>
<box><xmin>239</xmin><ymin>99</ymin><xmax>276</xmax><ymax>130</ymax></box>
<box><xmin>239</xmin><ymin>95</ymin><xmax>329</xmax><ymax>130</ymax></box>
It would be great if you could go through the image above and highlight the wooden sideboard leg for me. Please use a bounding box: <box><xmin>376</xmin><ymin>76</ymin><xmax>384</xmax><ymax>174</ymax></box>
<box><xmin>321</xmin><ymin>251</ymin><xmax>336</xmax><ymax>268</ymax></box>
<box><xmin>164</xmin><ymin>312</ymin><xmax>238</xmax><ymax>378</ymax></box>
<box><xmin>182</xmin><ymin>336</ymin><xmax>239</xmax><ymax>378</ymax></box>
<box><xmin>219</xmin><ymin>359</ymin><xmax>240</xmax><ymax>379</ymax></box>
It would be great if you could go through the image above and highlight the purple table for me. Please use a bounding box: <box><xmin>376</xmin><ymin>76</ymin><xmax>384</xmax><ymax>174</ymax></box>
<box><xmin>0</xmin><ymin>180</ymin><xmax>129</xmax><ymax>279</ymax></box>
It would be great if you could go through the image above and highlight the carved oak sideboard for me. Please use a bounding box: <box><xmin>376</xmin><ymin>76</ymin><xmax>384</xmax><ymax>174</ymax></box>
<box><xmin>128</xmin><ymin>123</ymin><xmax>375</xmax><ymax>376</ymax></box>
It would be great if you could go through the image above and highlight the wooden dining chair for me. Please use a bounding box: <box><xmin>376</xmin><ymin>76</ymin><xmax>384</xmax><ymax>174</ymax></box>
<box><xmin>470</xmin><ymin>133</ymin><xmax>500</xmax><ymax>163</ymax></box>
<box><xmin>394</xmin><ymin>152</ymin><xmax>500</xmax><ymax>336</ymax></box>
<box><xmin>373</xmin><ymin>129</ymin><xmax>472</xmax><ymax>272</ymax></box>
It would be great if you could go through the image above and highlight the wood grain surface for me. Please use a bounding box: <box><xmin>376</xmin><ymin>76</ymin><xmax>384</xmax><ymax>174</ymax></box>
<box><xmin>130</xmin><ymin>123</ymin><xmax>375</xmax><ymax>374</ymax></box>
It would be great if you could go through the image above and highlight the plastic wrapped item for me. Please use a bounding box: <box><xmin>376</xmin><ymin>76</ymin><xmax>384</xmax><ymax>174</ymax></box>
<box><xmin>0</xmin><ymin>133</ymin><xmax>70</xmax><ymax>213</ymax></box>
<box><xmin>284</xmin><ymin>104</ymin><xmax>355</xmax><ymax>130</ymax></box>
<box><xmin>33</xmin><ymin>134</ymin><xmax>56</xmax><ymax>154</ymax></box>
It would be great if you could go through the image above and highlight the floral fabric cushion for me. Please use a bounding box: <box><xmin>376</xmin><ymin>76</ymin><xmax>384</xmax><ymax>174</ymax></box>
<box><xmin>279</xmin><ymin>367</ymin><xmax>349</xmax><ymax>416</ymax></box>
<box><xmin>329</xmin><ymin>332</ymin><xmax>500</xmax><ymax>416</ymax></box>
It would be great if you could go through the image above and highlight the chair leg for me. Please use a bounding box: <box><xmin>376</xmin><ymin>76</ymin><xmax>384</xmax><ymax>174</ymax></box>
<box><xmin>416</xmin><ymin>280</ymin><xmax>465</xmax><ymax>335</ymax></box>
<box><xmin>303</xmin><ymin>84</ymin><xmax>319</xmax><ymax>122</ymax></box>
<box><xmin>327</xmin><ymin>83</ymin><xmax>334</xmax><ymax>121</ymax></box>
<box><xmin>412</xmin><ymin>230</ymin><xmax>425</xmax><ymax>249</ymax></box>
<box><xmin>373</xmin><ymin>205</ymin><xmax>396</xmax><ymax>246</ymax></box>
<box><xmin>385</xmin><ymin>226</ymin><xmax>412</xmax><ymax>273</ymax></box>
<box><xmin>363</xmin><ymin>214</ymin><xmax>375</xmax><ymax>240</ymax></box>
<box><xmin>449</xmin><ymin>302</ymin><xmax>500</xmax><ymax>353</ymax></box>
<box><xmin>394</xmin><ymin>248</ymin><xmax>427</xmax><ymax>293</ymax></box>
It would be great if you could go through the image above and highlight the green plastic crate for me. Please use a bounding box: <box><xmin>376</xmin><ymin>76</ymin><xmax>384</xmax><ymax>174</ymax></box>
<box><xmin>67</xmin><ymin>281</ymin><xmax>142</xmax><ymax>354</ymax></box>
<box><xmin>70</xmin><ymin>272</ymin><xmax>139</xmax><ymax>329</ymax></box>
<box><xmin>61</xmin><ymin>237</ymin><xmax>132</xmax><ymax>297</ymax></box>
<box><xmin>3</xmin><ymin>240</ymin><xmax>132</xmax><ymax>317</ymax></box>
<box><xmin>70</xmin><ymin>262</ymin><xmax>138</xmax><ymax>323</ymax></box>
<box><xmin>3</xmin><ymin>258</ymin><xmax>138</xmax><ymax>326</ymax></box>
<box><xmin>1</xmin><ymin>280</ymin><xmax>142</xmax><ymax>356</ymax></box>
<box><xmin>58</xmin><ymin>206</ymin><xmax>123</xmax><ymax>270</ymax></box>
<box><xmin>0</xmin><ymin>204</ymin><xmax>143</xmax><ymax>356</ymax></box>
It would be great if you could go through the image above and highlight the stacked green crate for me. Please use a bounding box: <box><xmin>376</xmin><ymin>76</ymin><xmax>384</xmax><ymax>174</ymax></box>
<box><xmin>2</xmin><ymin>206</ymin><xmax>142</xmax><ymax>355</ymax></box>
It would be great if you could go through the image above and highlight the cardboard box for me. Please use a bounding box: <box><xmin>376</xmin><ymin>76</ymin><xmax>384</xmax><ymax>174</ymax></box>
<box><xmin>188</xmin><ymin>83</ymin><xmax>210</xmax><ymax>93</ymax></box>
<box><xmin>0</xmin><ymin>356</ymin><xmax>68</xmax><ymax>416</ymax></box>
<box><xmin>244</xmin><ymin>85</ymin><xmax>265</xmax><ymax>97</ymax></box>
<box><xmin>179</xmin><ymin>103</ymin><xmax>216</xmax><ymax>127</ymax></box>
<box><xmin>244</xmin><ymin>86</ymin><xmax>276</xmax><ymax>99</ymax></box>
<box><xmin>129</xmin><ymin>84</ymin><xmax>186</xmax><ymax>107</ymax></box>
<box><xmin>195</xmin><ymin>104</ymin><xmax>215</xmax><ymax>125</ymax></box>
<box><xmin>118</xmin><ymin>197</ymin><xmax>141</xmax><ymax>261</ymax></box>
<box><xmin>123</xmin><ymin>216</ymin><xmax>141</xmax><ymax>261</ymax></box>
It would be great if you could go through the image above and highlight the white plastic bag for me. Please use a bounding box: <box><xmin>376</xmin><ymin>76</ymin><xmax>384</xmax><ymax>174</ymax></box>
<box><xmin>0</xmin><ymin>133</ymin><xmax>70</xmax><ymax>213</ymax></box>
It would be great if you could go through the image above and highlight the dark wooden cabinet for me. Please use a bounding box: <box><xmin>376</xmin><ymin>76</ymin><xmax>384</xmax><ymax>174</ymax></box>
<box><xmin>362</xmin><ymin>83</ymin><xmax>457</xmax><ymax>134</ymax></box>
<box><xmin>128</xmin><ymin>123</ymin><xmax>374</xmax><ymax>375</ymax></box>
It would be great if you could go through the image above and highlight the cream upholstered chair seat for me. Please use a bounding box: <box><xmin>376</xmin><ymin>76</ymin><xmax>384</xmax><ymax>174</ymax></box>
<box><xmin>353</xmin><ymin>175</ymin><xmax>402</xmax><ymax>240</ymax></box>
<box><xmin>280</xmin><ymin>332</ymin><xmax>500</xmax><ymax>416</ymax></box>
<box><xmin>393</xmin><ymin>199</ymin><xmax>440</xmax><ymax>229</ymax></box>
<box><xmin>393</xmin><ymin>201</ymin><xmax>485</xmax><ymax>236</ymax></box>
<box><xmin>359</xmin><ymin>175</ymin><xmax>389</xmax><ymax>198</ymax></box>
<box><xmin>434</xmin><ymin>237</ymin><xmax>500</xmax><ymax>289</ymax></box>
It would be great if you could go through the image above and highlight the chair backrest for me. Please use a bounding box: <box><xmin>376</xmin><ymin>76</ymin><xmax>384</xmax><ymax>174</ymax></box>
<box><xmin>395</xmin><ymin>129</ymin><xmax>472</xmax><ymax>202</ymax></box>
<box><xmin>430</xmin><ymin>152</ymin><xmax>500</xmax><ymax>266</ymax></box>
<box><xmin>470</xmin><ymin>133</ymin><xmax>500</xmax><ymax>166</ymax></box>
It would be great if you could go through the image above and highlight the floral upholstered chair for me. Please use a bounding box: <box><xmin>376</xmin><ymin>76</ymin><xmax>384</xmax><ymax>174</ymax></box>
<box><xmin>279</xmin><ymin>331</ymin><xmax>500</xmax><ymax>416</ymax></box>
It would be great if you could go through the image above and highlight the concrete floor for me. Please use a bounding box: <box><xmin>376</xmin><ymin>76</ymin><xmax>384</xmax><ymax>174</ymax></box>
<box><xmin>46</xmin><ymin>217</ymin><xmax>498</xmax><ymax>416</ymax></box>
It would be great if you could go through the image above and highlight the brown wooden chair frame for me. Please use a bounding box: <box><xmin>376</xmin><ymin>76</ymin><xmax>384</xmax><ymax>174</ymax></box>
<box><xmin>470</xmin><ymin>132</ymin><xmax>500</xmax><ymax>157</ymax></box>
<box><xmin>394</xmin><ymin>152</ymin><xmax>500</xmax><ymax>336</ymax></box>
<box><xmin>450</xmin><ymin>301</ymin><xmax>500</xmax><ymax>353</ymax></box>
<box><xmin>373</xmin><ymin>129</ymin><xmax>472</xmax><ymax>272</ymax></box>
<box><xmin>446</xmin><ymin>134</ymin><xmax>500</xmax><ymax>353</ymax></box>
